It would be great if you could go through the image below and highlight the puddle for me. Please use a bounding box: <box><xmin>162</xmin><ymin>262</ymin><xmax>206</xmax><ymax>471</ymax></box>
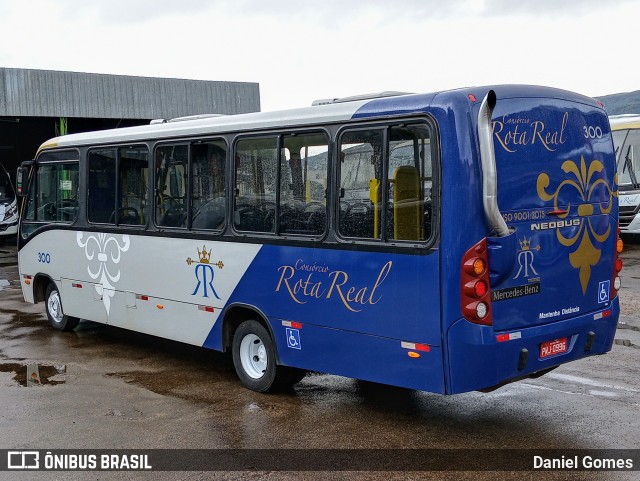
<box><xmin>614</xmin><ymin>339</ymin><xmax>639</xmax><ymax>349</ymax></box>
<box><xmin>618</xmin><ymin>321</ymin><xmax>640</xmax><ymax>332</ymax></box>
<box><xmin>0</xmin><ymin>363</ymin><xmax>67</xmax><ymax>386</ymax></box>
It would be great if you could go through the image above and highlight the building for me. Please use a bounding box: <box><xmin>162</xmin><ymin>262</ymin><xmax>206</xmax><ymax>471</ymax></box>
<box><xmin>0</xmin><ymin>67</ymin><xmax>261</xmax><ymax>176</ymax></box>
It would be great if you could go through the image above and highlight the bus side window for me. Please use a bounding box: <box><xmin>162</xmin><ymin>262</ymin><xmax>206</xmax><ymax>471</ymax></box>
<box><xmin>118</xmin><ymin>147</ymin><xmax>148</xmax><ymax>226</ymax></box>
<box><xmin>388</xmin><ymin>125</ymin><xmax>432</xmax><ymax>241</ymax></box>
<box><xmin>155</xmin><ymin>145</ymin><xmax>188</xmax><ymax>228</ymax></box>
<box><xmin>234</xmin><ymin>137</ymin><xmax>277</xmax><ymax>233</ymax></box>
<box><xmin>338</xmin><ymin>124</ymin><xmax>432</xmax><ymax>242</ymax></box>
<box><xmin>88</xmin><ymin>149</ymin><xmax>117</xmax><ymax>224</ymax></box>
<box><xmin>191</xmin><ymin>141</ymin><xmax>227</xmax><ymax>231</ymax></box>
<box><xmin>280</xmin><ymin>133</ymin><xmax>328</xmax><ymax>236</ymax></box>
<box><xmin>338</xmin><ymin>130</ymin><xmax>383</xmax><ymax>239</ymax></box>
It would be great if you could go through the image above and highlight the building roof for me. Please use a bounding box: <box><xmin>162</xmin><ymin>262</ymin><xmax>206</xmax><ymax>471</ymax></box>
<box><xmin>0</xmin><ymin>67</ymin><xmax>260</xmax><ymax>119</ymax></box>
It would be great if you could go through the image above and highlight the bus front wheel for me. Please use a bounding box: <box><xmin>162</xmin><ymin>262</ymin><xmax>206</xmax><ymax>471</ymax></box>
<box><xmin>232</xmin><ymin>320</ymin><xmax>306</xmax><ymax>392</ymax></box>
<box><xmin>45</xmin><ymin>283</ymin><xmax>80</xmax><ymax>332</ymax></box>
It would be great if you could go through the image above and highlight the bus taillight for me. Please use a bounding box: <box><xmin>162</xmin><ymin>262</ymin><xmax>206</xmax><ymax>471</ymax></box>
<box><xmin>461</xmin><ymin>239</ymin><xmax>493</xmax><ymax>326</ymax></box>
<box><xmin>611</xmin><ymin>226</ymin><xmax>623</xmax><ymax>298</ymax></box>
<box><xmin>473</xmin><ymin>280</ymin><xmax>488</xmax><ymax>297</ymax></box>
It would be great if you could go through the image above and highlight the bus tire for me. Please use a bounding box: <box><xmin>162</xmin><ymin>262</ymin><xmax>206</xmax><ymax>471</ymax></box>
<box><xmin>45</xmin><ymin>283</ymin><xmax>80</xmax><ymax>332</ymax></box>
<box><xmin>232</xmin><ymin>320</ymin><xmax>305</xmax><ymax>392</ymax></box>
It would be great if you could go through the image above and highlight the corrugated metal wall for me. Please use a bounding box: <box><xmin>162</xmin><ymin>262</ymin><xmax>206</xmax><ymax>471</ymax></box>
<box><xmin>0</xmin><ymin>68</ymin><xmax>260</xmax><ymax>119</ymax></box>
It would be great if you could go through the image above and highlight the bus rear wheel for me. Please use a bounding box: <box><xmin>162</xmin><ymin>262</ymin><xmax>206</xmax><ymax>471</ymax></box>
<box><xmin>232</xmin><ymin>320</ymin><xmax>306</xmax><ymax>392</ymax></box>
<box><xmin>45</xmin><ymin>283</ymin><xmax>80</xmax><ymax>332</ymax></box>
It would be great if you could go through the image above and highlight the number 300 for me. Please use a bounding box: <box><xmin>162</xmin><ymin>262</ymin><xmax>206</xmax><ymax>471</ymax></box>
<box><xmin>583</xmin><ymin>125</ymin><xmax>603</xmax><ymax>139</ymax></box>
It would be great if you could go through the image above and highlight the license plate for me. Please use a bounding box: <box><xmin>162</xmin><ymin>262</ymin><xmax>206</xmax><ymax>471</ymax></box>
<box><xmin>540</xmin><ymin>338</ymin><xmax>568</xmax><ymax>359</ymax></box>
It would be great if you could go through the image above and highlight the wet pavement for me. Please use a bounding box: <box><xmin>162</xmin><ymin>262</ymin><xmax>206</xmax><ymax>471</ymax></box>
<box><xmin>0</xmin><ymin>238</ymin><xmax>639</xmax><ymax>480</ymax></box>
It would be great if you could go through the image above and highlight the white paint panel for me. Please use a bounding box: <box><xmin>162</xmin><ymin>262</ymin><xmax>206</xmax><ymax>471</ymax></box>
<box><xmin>60</xmin><ymin>279</ymin><xmax>108</xmax><ymax>324</ymax></box>
<box><xmin>19</xmin><ymin>230</ymin><xmax>262</xmax><ymax>346</ymax></box>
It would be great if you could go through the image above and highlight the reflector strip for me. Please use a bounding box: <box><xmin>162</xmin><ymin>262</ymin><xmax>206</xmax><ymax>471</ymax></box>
<box><xmin>496</xmin><ymin>332</ymin><xmax>522</xmax><ymax>342</ymax></box>
<box><xmin>198</xmin><ymin>305</ymin><xmax>215</xmax><ymax>313</ymax></box>
<box><xmin>594</xmin><ymin>309</ymin><xmax>612</xmax><ymax>320</ymax></box>
<box><xmin>401</xmin><ymin>341</ymin><xmax>430</xmax><ymax>352</ymax></box>
<box><xmin>282</xmin><ymin>321</ymin><xmax>303</xmax><ymax>329</ymax></box>
<box><xmin>72</xmin><ymin>283</ymin><xmax>82</xmax><ymax>288</ymax></box>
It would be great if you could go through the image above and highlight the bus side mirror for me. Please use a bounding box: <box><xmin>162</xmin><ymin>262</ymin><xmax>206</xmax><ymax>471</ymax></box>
<box><xmin>16</xmin><ymin>166</ymin><xmax>28</xmax><ymax>196</ymax></box>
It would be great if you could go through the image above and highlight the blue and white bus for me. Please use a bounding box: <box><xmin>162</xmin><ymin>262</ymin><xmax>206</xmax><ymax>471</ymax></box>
<box><xmin>16</xmin><ymin>86</ymin><xmax>622</xmax><ymax>393</ymax></box>
<box><xmin>0</xmin><ymin>162</ymin><xmax>18</xmax><ymax>241</ymax></box>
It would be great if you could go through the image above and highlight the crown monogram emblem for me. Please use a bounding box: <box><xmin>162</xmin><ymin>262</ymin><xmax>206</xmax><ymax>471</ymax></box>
<box><xmin>186</xmin><ymin>245</ymin><xmax>224</xmax><ymax>269</ymax></box>
<box><xmin>518</xmin><ymin>237</ymin><xmax>540</xmax><ymax>252</ymax></box>
<box><xmin>198</xmin><ymin>245</ymin><xmax>211</xmax><ymax>263</ymax></box>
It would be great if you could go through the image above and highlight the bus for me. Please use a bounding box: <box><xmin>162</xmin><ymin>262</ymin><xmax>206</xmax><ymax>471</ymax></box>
<box><xmin>610</xmin><ymin>114</ymin><xmax>640</xmax><ymax>234</ymax></box>
<box><xmin>0</xmin><ymin>162</ymin><xmax>18</xmax><ymax>241</ymax></box>
<box><xmin>16</xmin><ymin>86</ymin><xmax>622</xmax><ymax>394</ymax></box>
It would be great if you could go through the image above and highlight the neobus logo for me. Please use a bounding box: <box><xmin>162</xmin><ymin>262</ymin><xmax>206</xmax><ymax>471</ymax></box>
<box><xmin>530</xmin><ymin>219</ymin><xmax>581</xmax><ymax>231</ymax></box>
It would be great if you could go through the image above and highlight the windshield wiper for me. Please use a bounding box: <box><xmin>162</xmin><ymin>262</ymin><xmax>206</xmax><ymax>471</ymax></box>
<box><xmin>624</xmin><ymin>146</ymin><xmax>640</xmax><ymax>189</ymax></box>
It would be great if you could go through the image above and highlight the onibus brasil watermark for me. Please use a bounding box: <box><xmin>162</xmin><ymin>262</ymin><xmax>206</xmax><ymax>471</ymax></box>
<box><xmin>2</xmin><ymin>449</ymin><xmax>638</xmax><ymax>472</ymax></box>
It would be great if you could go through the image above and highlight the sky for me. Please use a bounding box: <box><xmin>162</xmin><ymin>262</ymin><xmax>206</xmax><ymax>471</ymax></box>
<box><xmin>0</xmin><ymin>0</ymin><xmax>639</xmax><ymax>112</ymax></box>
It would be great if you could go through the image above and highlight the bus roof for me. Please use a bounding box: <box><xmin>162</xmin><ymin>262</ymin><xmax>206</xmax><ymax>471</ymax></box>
<box><xmin>609</xmin><ymin>114</ymin><xmax>640</xmax><ymax>131</ymax></box>
<box><xmin>37</xmin><ymin>85</ymin><xmax>602</xmax><ymax>153</ymax></box>
<box><xmin>37</xmin><ymin>97</ymin><xmax>378</xmax><ymax>152</ymax></box>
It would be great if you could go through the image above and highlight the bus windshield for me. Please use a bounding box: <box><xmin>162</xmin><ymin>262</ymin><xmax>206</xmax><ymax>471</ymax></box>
<box><xmin>614</xmin><ymin>129</ymin><xmax>640</xmax><ymax>188</ymax></box>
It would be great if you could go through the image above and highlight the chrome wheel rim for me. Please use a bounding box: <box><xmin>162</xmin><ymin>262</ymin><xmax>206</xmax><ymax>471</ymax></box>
<box><xmin>240</xmin><ymin>334</ymin><xmax>267</xmax><ymax>379</ymax></box>
<box><xmin>47</xmin><ymin>290</ymin><xmax>64</xmax><ymax>324</ymax></box>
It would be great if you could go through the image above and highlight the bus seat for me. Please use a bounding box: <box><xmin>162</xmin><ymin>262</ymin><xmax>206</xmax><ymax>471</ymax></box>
<box><xmin>161</xmin><ymin>205</ymin><xmax>187</xmax><ymax>227</ymax></box>
<box><xmin>192</xmin><ymin>198</ymin><xmax>225</xmax><ymax>230</ymax></box>
<box><xmin>393</xmin><ymin>165</ymin><xmax>421</xmax><ymax>241</ymax></box>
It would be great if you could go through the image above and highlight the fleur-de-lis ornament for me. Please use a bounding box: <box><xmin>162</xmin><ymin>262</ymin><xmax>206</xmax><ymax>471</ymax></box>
<box><xmin>537</xmin><ymin>156</ymin><xmax>617</xmax><ymax>294</ymax></box>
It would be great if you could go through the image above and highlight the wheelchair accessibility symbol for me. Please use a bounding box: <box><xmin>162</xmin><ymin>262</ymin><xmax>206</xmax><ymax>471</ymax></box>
<box><xmin>286</xmin><ymin>328</ymin><xmax>301</xmax><ymax>350</ymax></box>
<box><xmin>598</xmin><ymin>280</ymin><xmax>610</xmax><ymax>304</ymax></box>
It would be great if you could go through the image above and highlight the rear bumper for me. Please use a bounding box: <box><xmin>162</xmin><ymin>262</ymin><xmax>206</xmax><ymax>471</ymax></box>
<box><xmin>446</xmin><ymin>298</ymin><xmax>619</xmax><ymax>394</ymax></box>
